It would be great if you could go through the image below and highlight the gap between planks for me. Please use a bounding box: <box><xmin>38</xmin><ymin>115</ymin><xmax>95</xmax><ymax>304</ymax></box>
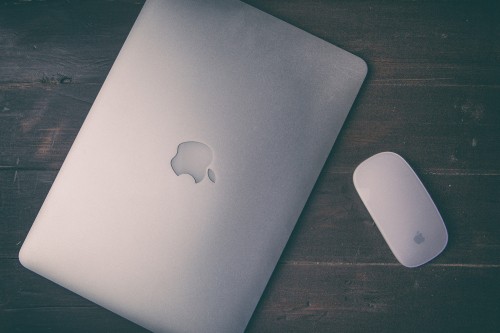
<box><xmin>2</xmin><ymin>257</ymin><xmax>499</xmax><ymax>269</ymax></box>
<box><xmin>280</xmin><ymin>260</ymin><xmax>500</xmax><ymax>269</ymax></box>
<box><xmin>2</xmin><ymin>167</ymin><xmax>499</xmax><ymax>176</ymax></box>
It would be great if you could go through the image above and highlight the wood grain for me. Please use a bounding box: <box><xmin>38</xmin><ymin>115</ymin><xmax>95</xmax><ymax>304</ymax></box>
<box><xmin>1</xmin><ymin>84</ymin><xmax>499</xmax><ymax>172</ymax></box>
<box><xmin>1</xmin><ymin>0</ymin><xmax>500</xmax><ymax>332</ymax></box>
<box><xmin>1</xmin><ymin>171</ymin><xmax>499</xmax><ymax>264</ymax></box>
<box><xmin>249</xmin><ymin>263</ymin><xmax>500</xmax><ymax>333</ymax></box>
<box><xmin>2</xmin><ymin>258</ymin><xmax>499</xmax><ymax>333</ymax></box>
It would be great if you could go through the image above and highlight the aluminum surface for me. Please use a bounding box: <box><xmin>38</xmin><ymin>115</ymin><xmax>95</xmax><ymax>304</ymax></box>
<box><xmin>20</xmin><ymin>1</ymin><xmax>367</xmax><ymax>332</ymax></box>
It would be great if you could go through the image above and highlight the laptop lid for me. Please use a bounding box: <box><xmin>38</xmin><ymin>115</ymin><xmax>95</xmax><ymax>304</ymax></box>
<box><xmin>19</xmin><ymin>0</ymin><xmax>367</xmax><ymax>332</ymax></box>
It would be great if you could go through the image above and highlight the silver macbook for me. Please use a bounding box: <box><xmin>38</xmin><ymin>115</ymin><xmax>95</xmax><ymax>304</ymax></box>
<box><xmin>19</xmin><ymin>0</ymin><xmax>367</xmax><ymax>332</ymax></box>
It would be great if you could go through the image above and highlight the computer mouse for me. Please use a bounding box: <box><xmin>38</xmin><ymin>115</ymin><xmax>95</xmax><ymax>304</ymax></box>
<box><xmin>353</xmin><ymin>152</ymin><xmax>448</xmax><ymax>268</ymax></box>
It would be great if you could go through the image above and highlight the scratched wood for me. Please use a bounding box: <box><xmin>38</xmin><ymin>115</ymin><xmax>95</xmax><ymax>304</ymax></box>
<box><xmin>250</xmin><ymin>263</ymin><xmax>500</xmax><ymax>333</ymax></box>
<box><xmin>1</xmin><ymin>171</ymin><xmax>499</xmax><ymax>264</ymax></box>
<box><xmin>1</xmin><ymin>84</ymin><xmax>499</xmax><ymax>171</ymax></box>
<box><xmin>0</xmin><ymin>0</ymin><xmax>142</xmax><ymax>85</ymax></box>
<box><xmin>1</xmin><ymin>258</ymin><xmax>499</xmax><ymax>333</ymax></box>
<box><xmin>1</xmin><ymin>1</ymin><xmax>499</xmax><ymax>86</ymax></box>
<box><xmin>1</xmin><ymin>0</ymin><xmax>500</xmax><ymax>332</ymax></box>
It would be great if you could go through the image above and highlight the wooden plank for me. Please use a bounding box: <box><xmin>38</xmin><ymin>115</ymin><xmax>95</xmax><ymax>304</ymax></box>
<box><xmin>246</xmin><ymin>0</ymin><xmax>500</xmax><ymax>85</ymax></box>
<box><xmin>0</xmin><ymin>171</ymin><xmax>56</xmax><ymax>259</ymax></box>
<box><xmin>1</xmin><ymin>307</ymin><xmax>147</xmax><ymax>333</ymax></box>
<box><xmin>0</xmin><ymin>261</ymin><xmax>147</xmax><ymax>333</ymax></box>
<box><xmin>0</xmin><ymin>1</ymin><xmax>498</xmax><ymax>86</ymax></box>
<box><xmin>0</xmin><ymin>84</ymin><xmax>99</xmax><ymax>170</ymax></box>
<box><xmin>0</xmin><ymin>0</ymin><xmax>144</xmax><ymax>85</ymax></box>
<box><xmin>284</xmin><ymin>172</ymin><xmax>500</xmax><ymax>265</ymax></box>
<box><xmin>248</xmin><ymin>263</ymin><xmax>500</xmax><ymax>333</ymax></box>
<box><xmin>1</xmin><ymin>259</ymin><xmax>93</xmax><ymax>309</ymax></box>
<box><xmin>1</xmin><ymin>83</ymin><xmax>499</xmax><ymax>172</ymax></box>
<box><xmin>2</xmin><ymin>258</ymin><xmax>499</xmax><ymax>333</ymax></box>
<box><xmin>2</xmin><ymin>171</ymin><xmax>499</xmax><ymax>265</ymax></box>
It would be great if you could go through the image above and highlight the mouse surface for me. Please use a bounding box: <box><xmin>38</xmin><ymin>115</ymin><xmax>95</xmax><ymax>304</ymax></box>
<box><xmin>353</xmin><ymin>152</ymin><xmax>448</xmax><ymax>268</ymax></box>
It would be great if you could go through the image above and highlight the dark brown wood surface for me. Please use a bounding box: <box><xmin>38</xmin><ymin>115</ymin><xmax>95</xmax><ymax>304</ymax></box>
<box><xmin>1</xmin><ymin>0</ymin><xmax>499</xmax><ymax>332</ymax></box>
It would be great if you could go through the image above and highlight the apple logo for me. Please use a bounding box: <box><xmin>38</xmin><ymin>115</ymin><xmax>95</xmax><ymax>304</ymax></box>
<box><xmin>413</xmin><ymin>231</ymin><xmax>425</xmax><ymax>244</ymax></box>
<box><xmin>171</xmin><ymin>141</ymin><xmax>215</xmax><ymax>183</ymax></box>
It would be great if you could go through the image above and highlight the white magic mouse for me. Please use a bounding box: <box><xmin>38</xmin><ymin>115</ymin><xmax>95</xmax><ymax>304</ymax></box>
<box><xmin>353</xmin><ymin>152</ymin><xmax>448</xmax><ymax>268</ymax></box>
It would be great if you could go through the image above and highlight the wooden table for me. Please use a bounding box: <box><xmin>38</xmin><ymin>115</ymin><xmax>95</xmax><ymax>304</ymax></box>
<box><xmin>1</xmin><ymin>1</ymin><xmax>499</xmax><ymax>332</ymax></box>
